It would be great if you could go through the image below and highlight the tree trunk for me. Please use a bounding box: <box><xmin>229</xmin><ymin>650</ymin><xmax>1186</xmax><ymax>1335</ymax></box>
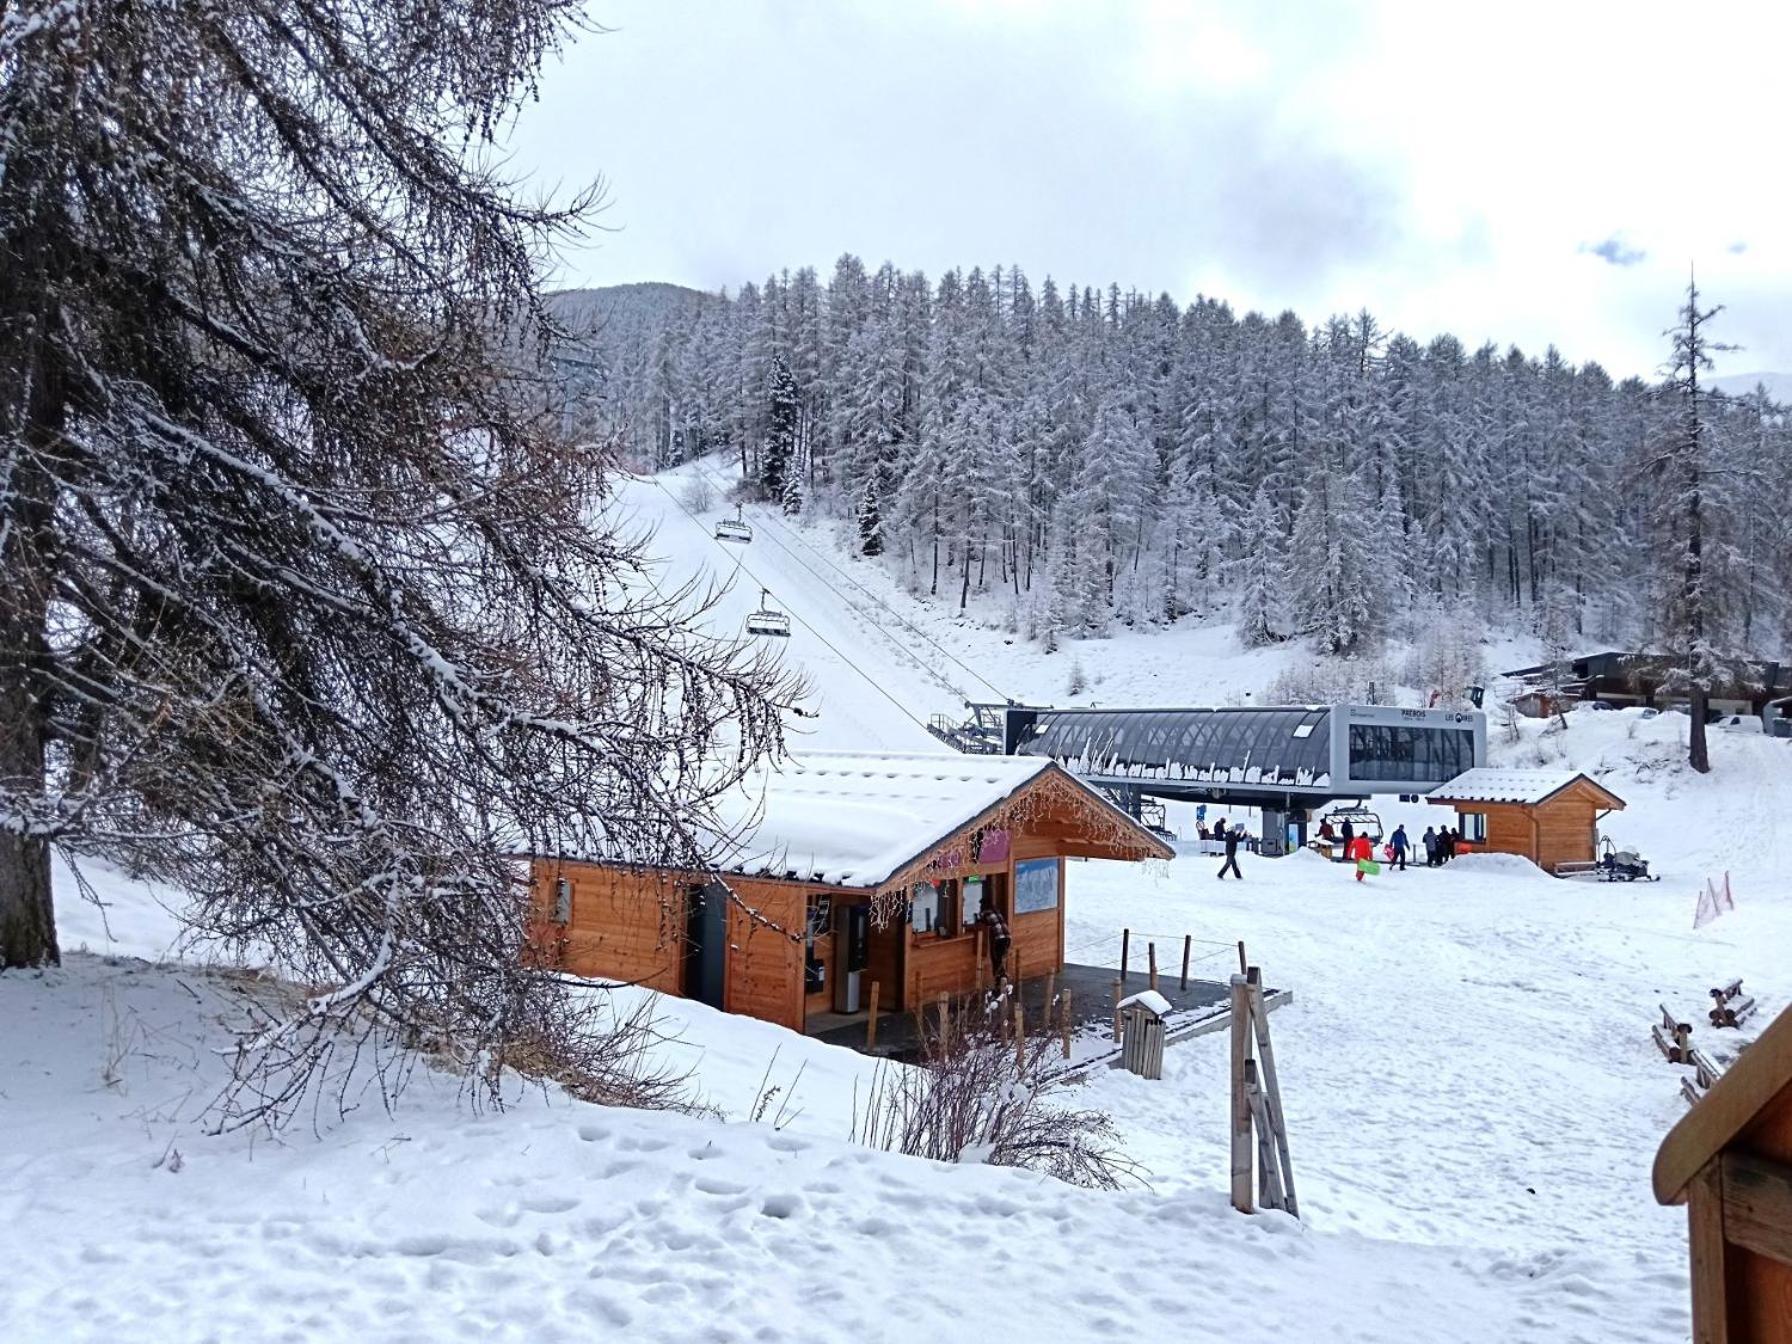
<box><xmin>0</xmin><ymin>487</ymin><xmax>57</xmax><ymax>968</ymax></box>
<box><xmin>1689</xmin><ymin>684</ymin><xmax>1710</xmax><ymax>774</ymax></box>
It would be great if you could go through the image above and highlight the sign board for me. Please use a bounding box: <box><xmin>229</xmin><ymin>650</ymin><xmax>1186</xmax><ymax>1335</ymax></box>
<box><xmin>1015</xmin><ymin>857</ymin><xmax>1059</xmax><ymax>914</ymax></box>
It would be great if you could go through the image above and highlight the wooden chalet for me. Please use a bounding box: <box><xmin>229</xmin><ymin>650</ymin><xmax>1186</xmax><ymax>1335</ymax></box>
<box><xmin>1654</xmin><ymin>1004</ymin><xmax>1792</xmax><ymax>1342</ymax></box>
<box><xmin>529</xmin><ymin>751</ymin><xmax>1172</xmax><ymax>1035</ymax></box>
<box><xmin>1426</xmin><ymin>768</ymin><xmax>1625</xmax><ymax>874</ymax></box>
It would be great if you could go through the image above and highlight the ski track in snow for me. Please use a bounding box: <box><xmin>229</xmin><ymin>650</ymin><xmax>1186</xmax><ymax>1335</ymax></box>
<box><xmin>12</xmin><ymin>460</ymin><xmax>1790</xmax><ymax>1342</ymax></box>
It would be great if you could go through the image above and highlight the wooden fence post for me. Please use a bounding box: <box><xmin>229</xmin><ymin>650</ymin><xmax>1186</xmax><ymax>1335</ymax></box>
<box><xmin>1113</xmin><ymin>978</ymin><xmax>1124</xmax><ymax>1042</ymax></box>
<box><xmin>1181</xmin><ymin>934</ymin><xmax>1192</xmax><ymax>991</ymax></box>
<box><xmin>1247</xmin><ymin>966</ymin><xmax>1297</xmax><ymax>1217</ymax></box>
<box><xmin>1121</xmin><ymin>928</ymin><xmax>1131</xmax><ymax>983</ymax></box>
<box><xmin>1061</xmin><ymin>988</ymin><xmax>1073</xmax><ymax>1059</ymax></box>
<box><xmin>1236</xmin><ymin>940</ymin><xmax>1248</xmax><ymax>976</ymax></box>
<box><xmin>1044</xmin><ymin>970</ymin><xmax>1056</xmax><ymax>1023</ymax></box>
<box><xmin>1229</xmin><ymin>974</ymin><xmax>1254</xmax><ymax>1214</ymax></box>
<box><xmin>1148</xmin><ymin>942</ymin><xmax>1158</xmax><ymax>992</ymax></box>
<box><xmin>1014</xmin><ymin>1001</ymin><xmax>1025</xmax><ymax>1070</ymax></box>
<box><xmin>866</xmin><ymin>980</ymin><xmax>881</xmax><ymax>1049</ymax></box>
<box><xmin>935</xmin><ymin>994</ymin><xmax>950</xmax><ymax>1056</ymax></box>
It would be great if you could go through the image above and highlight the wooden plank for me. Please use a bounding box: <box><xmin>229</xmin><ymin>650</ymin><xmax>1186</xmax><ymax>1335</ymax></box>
<box><xmin>1721</xmin><ymin>1150</ymin><xmax>1792</xmax><ymax>1267</ymax></box>
<box><xmin>1687</xmin><ymin>1166</ymin><xmax>1730</xmax><ymax>1344</ymax></box>
<box><xmin>1248</xmin><ymin>967</ymin><xmax>1299</xmax><ymax>1218</ymax></box>
<box><xmin>1061</xmin><ymin>988</ymin><xmax>1072</xmax><ymax>1060</ymax></box>
<box><xmin>1148</xmin><ymin>941</ymin><xmax>1158</xmax><ymax>992</ymax></box>
<box><xmin>1247</xmin><ymin>1059</ymin><xmax>1284</xmax><ymax>1211</ymax></box>
<box><xmin>1229</xmin><ymin>974</ymin><xmax>1253</xmax><ymax>1214</ymax></box>
<box><xmin>866</xmin><ymin>980</ymin><xmax>880</xmax><ymax>1050</ymax></box>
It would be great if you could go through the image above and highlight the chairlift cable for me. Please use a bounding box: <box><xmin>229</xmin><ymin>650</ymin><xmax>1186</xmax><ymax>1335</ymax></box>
<box><xmin>695</xmin><ymin>464</ymin><xmax>1014</xmax><ymax>706</ymax></box>
<box><xmin>647</xmin><ymin>475</ymin><xmax>936</xmax><ymax>736</ymax></box>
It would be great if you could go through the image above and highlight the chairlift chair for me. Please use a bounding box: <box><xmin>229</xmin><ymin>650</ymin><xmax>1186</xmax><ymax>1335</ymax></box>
<box><xmin>715</xmin><ymin>506</ymin><xmax>754</xmax><ymax>544</ymax></box>
<box><xmin>745</xmin><ymin>589</ymin><xmax>791</xmax><ymax>638</ymax></box>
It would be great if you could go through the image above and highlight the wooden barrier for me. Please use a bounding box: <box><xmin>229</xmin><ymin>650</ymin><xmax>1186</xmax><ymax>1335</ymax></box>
<box><xmin>1655</xmin><ymin>1003</ymin><xmax>1695</xmax><ymax>1063</ymax></box>
<box><xmin>1708</xmin><ymin>978</ymin><xmax>1756</xmax><ymax>1029</ymax></box>
<box><xmin>1230</xmin><ymin>966</ymin><xmax>1297</xmax><ymax>1218</ymax></box>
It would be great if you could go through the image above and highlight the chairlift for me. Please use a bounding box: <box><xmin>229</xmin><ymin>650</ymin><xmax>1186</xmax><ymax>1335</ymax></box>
<box><xmin>715</xmin><ymin>506</ymin><xmax>754</xmax><ymax>544</ymax></box>
<box><xmin>745</xmin><ymin>589</ymin><xmax>791</xmax><ymax>638</ymax></box>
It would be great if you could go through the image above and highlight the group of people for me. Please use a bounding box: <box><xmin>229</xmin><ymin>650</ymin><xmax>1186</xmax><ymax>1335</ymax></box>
<box><xmin>1314</xmin><ymin>819</ymin><xmax>1466</xmax><ymax>874</ymax></box>
<box><xmin>1420</xmin><ymin>825</ymin><xmax>1465</xmax><ymax>867</ymax></box>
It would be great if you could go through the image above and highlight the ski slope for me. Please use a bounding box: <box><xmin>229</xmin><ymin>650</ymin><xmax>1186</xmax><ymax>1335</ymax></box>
<box><xmin>14</xmin><ymin>461</ymin><xmax>1792</xmax><ymax>1342</ymax></box>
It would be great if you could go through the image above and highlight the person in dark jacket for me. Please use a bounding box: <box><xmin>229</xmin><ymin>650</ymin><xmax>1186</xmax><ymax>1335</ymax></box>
<box><xmin>1390</xmin><ymin>824</ymin><xmax>1409</xmax><ymax>871</ymax></box>
<box><xmin>1217</xmin><ymin>820</ymin><xmax>1244</xmax><ymax>880</ymax></box>
<box><xmin>985</xmin><ymin>908</ymin><xmax>1012</xmax><ymax>984</ymax></box>
<box><xmin>1422</xmin><ymin>826</ymin><xmax>1439</xmax><ymax>868</ymax></box>
<box><xmin>1443</xmin><ymin>827</ymin><xmax>1458</xmax><ymax>862</ymax></box>
<box><xmin>1341</xmin><ymin>819</ymin><xmax>1355</xmax><ymax>851</ymax></box>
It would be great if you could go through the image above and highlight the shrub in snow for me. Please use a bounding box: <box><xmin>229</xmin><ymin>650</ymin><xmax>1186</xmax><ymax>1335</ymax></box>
<box><xmin>1067</xmin><ymin>659</ymin><xmax>1089</xmax><ymax>696</ymax></box>
<box><xmin>681</xmin><ymin>475</ymin><xmax>716</xmax><ymax>514</ymax></box>
<box><xmin>850</xmin><ymin>997</ymin><xmax>1136</xmax><ymax>1190</ymax></box>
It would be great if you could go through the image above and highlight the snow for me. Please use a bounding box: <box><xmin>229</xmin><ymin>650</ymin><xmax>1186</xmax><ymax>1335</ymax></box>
<box><xmin>14</xmin><ymin>460</ymin><xmax>1792</xmax><ymax>1342</ymax></box>
<box><xmin>1428</xmin><ymin>766</ymin><xmax>1608</xmax><ymax>805</ymax></box>
<box><xmin>1117</xmin><ymin>988</ymin><xmax>1173</xmax><ymax>1016</ymax></box>
<box><xmin>709</xmin><ymin>750</ymin><xmax>1050</xmax><ymax>886</ymax></box>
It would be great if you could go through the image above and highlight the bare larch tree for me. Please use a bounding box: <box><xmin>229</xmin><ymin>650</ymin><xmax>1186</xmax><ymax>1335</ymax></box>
<box><xmin>0</xmin><ymin>0</ymin><xmax>800</xmax><ymax>1120</ymax></box>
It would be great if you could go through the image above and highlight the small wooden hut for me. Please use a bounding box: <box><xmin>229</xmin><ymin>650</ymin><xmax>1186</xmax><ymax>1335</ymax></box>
<box><xmin>1425</xmin><ymin>768</ymin><xmax>1625</xmax><ymax>873</ymax></box>
<box><xmin>1653</xmin><ymin>1004</ymin><xmax>1792</xmax><ymax>1342</ymax></box>
<box><xmin>529</xmin><ymin>751</ymin><xmax>1171</xmax><ymax>1034</ymax></box>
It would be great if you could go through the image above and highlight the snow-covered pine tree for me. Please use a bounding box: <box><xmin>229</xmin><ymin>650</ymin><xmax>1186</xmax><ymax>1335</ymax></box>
<box><xmin>1232</xmin><ymin>492</ymin><xmax>1285</xmax><ymax>647</ymax></box>
<box><xmin>761</xmin><ymin>354</ymin><xmax>800</xmax><ymax>502</ymax></box>
<box><xmin>1654</xmin><ymin>276</ymin><xmax>1738</xmax><ymax>773</ymax></box>
<box><xmin>0</xmin><ymin>0</ymin><xmax>802</xmax><ymax>1116</ymax></box>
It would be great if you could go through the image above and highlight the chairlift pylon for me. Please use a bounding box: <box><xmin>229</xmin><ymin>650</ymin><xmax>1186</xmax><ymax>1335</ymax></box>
<box><xmin>715</xmin><ymin>505</ymin><xmax>753</xmax><ymax>544</ymax></box>
<box><xmin>745</xmin><ymin>588</ymin><xmax>791</xmax><ymax>638</ymax></box>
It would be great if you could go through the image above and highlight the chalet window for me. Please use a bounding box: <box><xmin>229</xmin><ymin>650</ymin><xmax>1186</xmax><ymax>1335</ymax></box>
<box><xmin>1461</xmin><ymin>813</ymin><xmax>1487</xmax><ymax>843</ymax></box>
<box><xmin>552</xmin><ymin>876</ymin><xmax>572</xmax><ymax>924</ymax></box>
<box><xmin>910</xmin><ymin>881</ymin><xmax>942</xmax><ymax>934</ymax></box>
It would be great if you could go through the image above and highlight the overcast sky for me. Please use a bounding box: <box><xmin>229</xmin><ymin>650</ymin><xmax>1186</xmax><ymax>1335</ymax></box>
<box><xmin>503</xmin><ymin>1</ymin><xmax>1789</xmax><ymax>381</ymax></box>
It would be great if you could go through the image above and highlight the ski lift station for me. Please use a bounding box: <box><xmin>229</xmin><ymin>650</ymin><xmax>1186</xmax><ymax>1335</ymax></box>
<box><xmin>930</xmin><ymin>702</ymin><xmax>1488</xmax><ymax>856</ymax></box>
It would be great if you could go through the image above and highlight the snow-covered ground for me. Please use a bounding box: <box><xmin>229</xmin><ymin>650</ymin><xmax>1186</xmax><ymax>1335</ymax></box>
<box><xmin>9</xmin><ymin>463</ymin><xmax>1785</xmax><ymax>1342</ymax></box>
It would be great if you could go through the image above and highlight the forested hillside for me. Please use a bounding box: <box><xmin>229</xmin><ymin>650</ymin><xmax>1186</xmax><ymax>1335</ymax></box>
<box><xmin>555</xmin><ymin>261</ymin><xmax>1792</xmax><ymax>663</ymax></box>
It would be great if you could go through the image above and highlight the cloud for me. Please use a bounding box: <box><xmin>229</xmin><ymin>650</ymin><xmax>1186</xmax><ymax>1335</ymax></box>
<box><xmin>1728</xmin><ymin>240</ymin><xmax>1749</xmax><ymax>254</ymax></box>
<box><xmin>1580</xmin><ymin>235</ymin><xmax>1647</xmax><ymax>267</ymax></box>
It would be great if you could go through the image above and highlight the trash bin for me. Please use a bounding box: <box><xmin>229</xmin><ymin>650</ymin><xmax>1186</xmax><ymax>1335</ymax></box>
<box><xmin>1118</xmin><ymin>990</ymin><xmax>1169</xmax><ymax>1080</ymax></box>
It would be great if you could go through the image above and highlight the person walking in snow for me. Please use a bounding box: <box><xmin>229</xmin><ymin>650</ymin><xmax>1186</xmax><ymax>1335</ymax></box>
<box><xmin>1346</xmin><ymin>831</ymin><xmax>1374</xmax><ymax>881</ymax></box>
<box><xmin>1390</xmin><ymin>824</ymin><xmax>1409</xmax><ymax>871</ymax></box>
<box><xmin>985</xmin><ymin>907</ymin><xmax>1012</xmax><ymax>985</ymax></box>
<box><xmin>1217</xmin><ymin>820</ymin><xmax>1244</xmax><ymax>880</ymax></box>
<box><xmin>1422</xmin><ymin>825</ymin><xmax>1439</xmax><ymax>868</ymax></box>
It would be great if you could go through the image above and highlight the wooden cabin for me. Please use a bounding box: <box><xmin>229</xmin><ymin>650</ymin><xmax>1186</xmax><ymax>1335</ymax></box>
<box><xmin>1653</xmin><ymin>1004</ymin><xmax>1792</xmax><ymax>1342</ymax></box>
<box><xmin>529</xmin><ymin>751</ymin><xmax>1172</xmax><ymax>1035</ymax></box>
<box><xmin>1425</xmin><ymin>768</ymin><xmax>1625</xmax><ymax>873</ymax></box>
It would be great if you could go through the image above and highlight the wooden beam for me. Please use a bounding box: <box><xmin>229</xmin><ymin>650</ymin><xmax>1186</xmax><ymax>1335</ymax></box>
<box><xmin>1229</xmin><ymin>974</ymin><xmax>1253</xmax><ymax>1214</ymax></box>
<box><xmin>1721</xmin><ymin>1150</ymin><xmax>1792</xmax><ymax>1267</ymax></box>
<box><xmin>1688</xmin><ymin>1164</ymin><xmax>1731</xmax><ymax>1344</ymax></box>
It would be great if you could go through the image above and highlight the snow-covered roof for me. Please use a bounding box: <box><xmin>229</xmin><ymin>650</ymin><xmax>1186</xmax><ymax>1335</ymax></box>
<box><xmin>710</xmin><ymin>750</ymin><xmax>1095</xmax><ymax>888</ymax></box>
<box><xmin>1427</xmin><ymin>768</ymin><xmax>1622</xmax><ymax>807</ymax></box>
